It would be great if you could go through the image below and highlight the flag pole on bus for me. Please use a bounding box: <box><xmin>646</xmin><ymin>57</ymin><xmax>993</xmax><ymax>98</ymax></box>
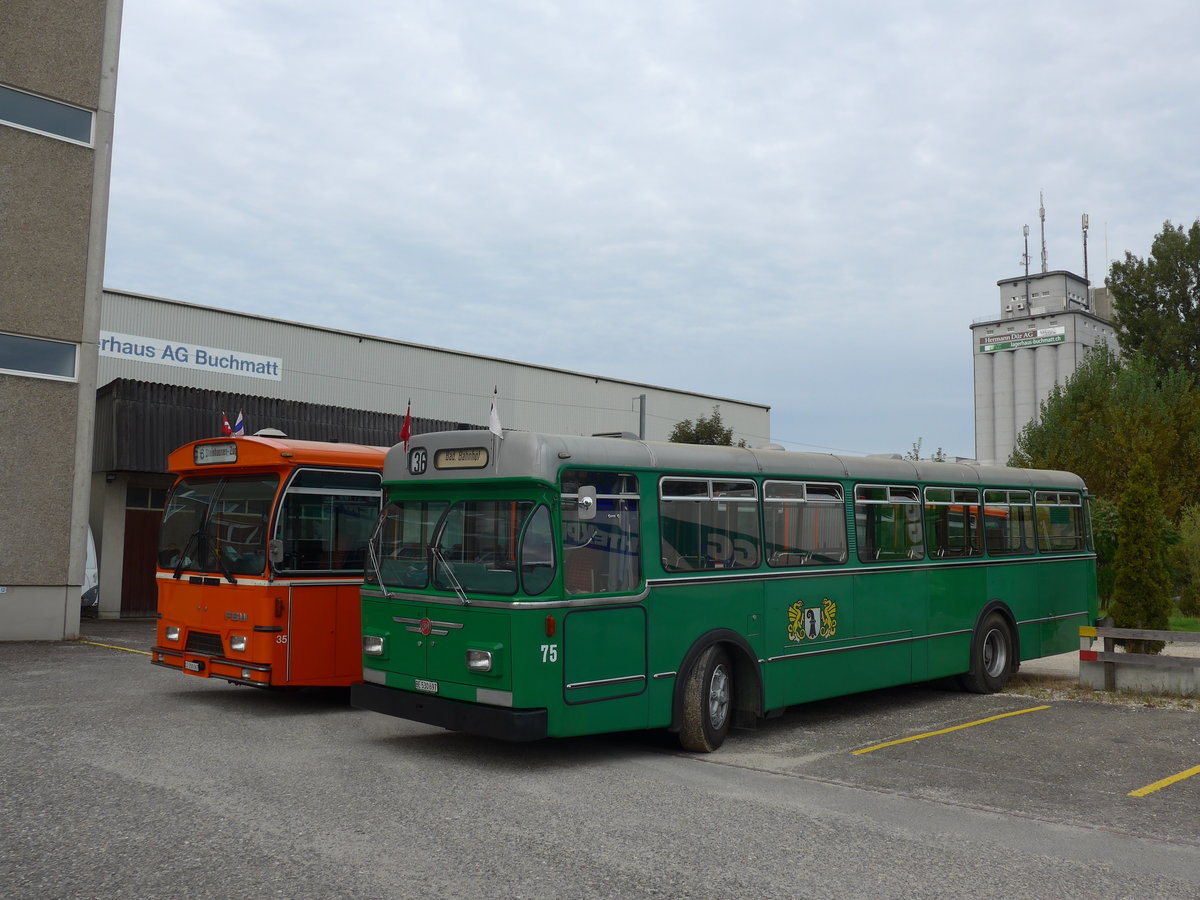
<box><xmin>489</xmin><ymin>387</ymin><xmax>503</xmax><ymax>440</ymax></box>
<box><xmin>489</xmin><ymin>387</ymin><xmax>502</xmax><ymax>471</ymax></box>
<box><xmin>400</xmin><ymin>399</ymin><xmax>412</xmax><ymax>452</ymax></box>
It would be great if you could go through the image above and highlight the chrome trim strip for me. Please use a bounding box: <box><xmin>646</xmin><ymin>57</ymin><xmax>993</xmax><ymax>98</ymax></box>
<box><xmin>284</xmin><ymin>579</ymin><xmax>366</xmax><ymax>587</ymax></box>
<box><xmin>646</xmin><ymin>553</ymin><xmax>1097</xmax><ymax>588</ymax></box>
<box><xmin>211</xmin><ymin>657</ymin><xmax>272</xmax><ymax>672</ymax></box>
<box><xmin>393</xmin><ymin>616</ymin><xmax>465</xmax><ymax>631</ymax></box>
<box><xmin>924</xmin><ymin>628</ymin><xmax>973</xmax><ymax>640</ymax></box>
<box><xmin>156</xmin><ymin>572</ymin><xmax>364</xmax><ymax>587</ymax></box>
<box><xmin>566</xmin><ymin>674</ymin><xmax>646</xmax><ymax>690</ymax></box>
<box><xmin>767</xmin><ymin>610</ymin><xmax>1091</xmax><ymax>664</ymax></box>
<box><xmin>768</xmin><ymin>634</ymin><xmax>917</xmax><ymax>663</ymax></box>
<box><xmin>364</xmin><ymin>586</ymin><xmax>651</xmax><ymax>610</ymax></box>
<box><xmin>286</xmin><ymin>584</ymin><xmax>294</xmax><ymax>682</ymax></box>
<box><xmin>359</xmin><ymin>556</ymin><xmax>1094</xmax><ymax>608</ymax></box>
<box><xmin>476</xmin><ymin>688</ymin><xmax>514</xmax><ymax>707</ymax></box>
<box><xmin>1016</xmin><ymin>610</ymin><xmax>1090</xmax><ymax>626</ymax></box>
<box><xmin>767</xmin><ymin>626</ymin><xmax>977</xmax><ymax>663</ymax></box>
<box><xmin>652</xmin><ymin>671</ymin><xmax>677</xmax><ymax>680</ymax></box>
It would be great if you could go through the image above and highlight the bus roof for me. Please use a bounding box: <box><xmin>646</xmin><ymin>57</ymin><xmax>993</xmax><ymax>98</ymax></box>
<box><xmin>168</xmin><ymin>435</ymin><xmax>387</xmax><ymax>475</ymax></box>
<box><xmin>386</xmin><ymin>431</ymin><xmax>1088</xmax><ymax>491</ymax></box>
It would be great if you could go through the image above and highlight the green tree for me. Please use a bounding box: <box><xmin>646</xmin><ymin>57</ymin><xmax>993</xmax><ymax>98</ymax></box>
<box><xmin>1109</xmin><ymin>219</ymin><xmax>1200</xmax><ymax>376</ymax></box>
<box><xmin>1108</xmin><ymin>456</ymin><xmax>1172</xmax><ymax>654</ymax></box>
<box><xmin>1010</xmin><ymin>344</ymin><xmax>1200</xmax><ymax>524</ymax></box>
<box><xmin>669</xmin><ymin>406</ymin><xmax>744</xmax><ymax>446</ymax></box>
<box><xmin>1173</xmin><ymin>504</ymin><xmax>1200</xmax><ymax>617</ymax></box>
<box><xmin>1089</xmin><ymin>497</ymin><xmax>1118</xmax><ymax>608</ymax></box>
<box><xmin>905</xmin><ymin>437</ymin><xmax>946</xmax><ymax>462</ymax></box>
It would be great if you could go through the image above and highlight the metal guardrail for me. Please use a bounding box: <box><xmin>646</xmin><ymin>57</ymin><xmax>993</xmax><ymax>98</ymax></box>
<box><xmin>1079</xmin><ymin>620</ymin><xmax>1200</xmax><ymax>692</ymax></box>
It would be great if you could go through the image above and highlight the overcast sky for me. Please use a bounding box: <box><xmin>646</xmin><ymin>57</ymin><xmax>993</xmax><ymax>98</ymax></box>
<box><xmin>103</xmin><ymin>1</ymin><xmax>1200</xmax><ymax>457</ymax></box>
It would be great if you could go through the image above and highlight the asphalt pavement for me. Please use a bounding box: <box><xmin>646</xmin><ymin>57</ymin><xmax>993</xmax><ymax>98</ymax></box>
<box><xmin>2</xmin><ymin>617</ymin><xmax>1197</xmax><ymax>899</ymax></box>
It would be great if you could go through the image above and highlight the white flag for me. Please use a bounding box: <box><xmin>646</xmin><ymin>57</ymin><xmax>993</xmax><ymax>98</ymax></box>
<box><xmin>489</xmin><ymin>389</ymin><xmax>503</xmax><ymax>439</ymax></box>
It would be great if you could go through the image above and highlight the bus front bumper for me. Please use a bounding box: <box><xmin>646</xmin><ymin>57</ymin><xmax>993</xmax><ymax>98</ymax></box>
<box><xmin>351</xmin><ymin>681</ymin><xmax>548</xmax><ymax>742</ymax></box>
<box><xmin>151</xmin><ymin>646</ymin><xmax>272</xmax><ymax>687</ymax></box>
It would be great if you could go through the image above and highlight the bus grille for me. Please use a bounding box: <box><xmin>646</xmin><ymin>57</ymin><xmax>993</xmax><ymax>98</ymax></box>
<box><xmin>185</xmin><ymin>631</ymin><xmax>223</xmax><ymax>656</ymax></box>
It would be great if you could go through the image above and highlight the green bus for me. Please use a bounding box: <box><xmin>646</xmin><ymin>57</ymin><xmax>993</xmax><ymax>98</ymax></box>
<box><xmin>351</xmin><ymin>431</ymin><xmax>1097</xmax><ymax>751</ymax></box>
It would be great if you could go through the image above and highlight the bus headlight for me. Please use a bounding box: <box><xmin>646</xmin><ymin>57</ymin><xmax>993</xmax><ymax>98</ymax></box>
<box><xmin>466</xmin><ymin>649</ymin><xmax>493</xmax><ymax>672</ymax></box>
<box><xmin>165</xmin><ymin>626</ymin><xmax>181</xmax><ymax>642</ymax></box>
<box><xmin>229</xmin><ymin>635</ymin><xmax>248</xmax><ymax>653</ymax></box>
<box><xmin>363</xmin><ymin>635</ymin><xmax>385</xmax><ymax>656</ymax></box>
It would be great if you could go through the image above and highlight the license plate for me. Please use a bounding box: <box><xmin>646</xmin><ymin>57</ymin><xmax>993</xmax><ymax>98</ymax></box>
<box><xmin>184</xmin><ymin>660</ymin><xmax>203</xmax><ymax>672</ymax></box>
<box><xmin>414</xmin><ymin>679</ymin><xmax>439</xmax><ymax>694</ymax></box>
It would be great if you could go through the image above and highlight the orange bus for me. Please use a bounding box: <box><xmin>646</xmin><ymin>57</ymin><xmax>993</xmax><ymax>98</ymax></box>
<box><xmin>151</xmin><ymin>435</ymin><xmax>386</xmax><ymax>687</ymax></box>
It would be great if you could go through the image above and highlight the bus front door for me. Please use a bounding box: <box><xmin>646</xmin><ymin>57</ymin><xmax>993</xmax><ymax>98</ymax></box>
<box><xmin>562</xmin><ymin>606</ymin><xmax>648</xmax><ymax>708</ymax></box>
<box><xmin>286</xmin><ymin>583</ymin><xmax>363</xmax><ymax>686</ymax></box>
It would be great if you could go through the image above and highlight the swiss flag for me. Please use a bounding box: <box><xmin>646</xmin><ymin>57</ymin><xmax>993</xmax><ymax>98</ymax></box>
<box><xmin>221</xmin><ymin>412</ymin><xmax>233</xmax><ymax>436</ymax></box>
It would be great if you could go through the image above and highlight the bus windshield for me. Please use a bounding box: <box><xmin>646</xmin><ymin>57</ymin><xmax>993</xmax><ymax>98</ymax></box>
<box><xmin>158</xmin><ymin>475</ymin><xmax>279</xmax><ymax>577</ymax></box>
<box><xmin>370</xmin><ymin>498</ymin><xmax>555</xmax><ymax>596</ymax></box>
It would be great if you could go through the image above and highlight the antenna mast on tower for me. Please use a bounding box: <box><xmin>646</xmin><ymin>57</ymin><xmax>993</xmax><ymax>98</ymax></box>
<box><xmin>1081</xmin><ymin>213</ymin><xmax>1090</xmax><ymax>288</ymax></box>
<box><xmin>1022</xmin><ymin>224</ymin><xmax>1031</xmax><ymax>307</ymax></box>
<box><xmin>1039</xmin><ymin>191</ymin><xmax>1048</xmax><ymax>273</ymax></box>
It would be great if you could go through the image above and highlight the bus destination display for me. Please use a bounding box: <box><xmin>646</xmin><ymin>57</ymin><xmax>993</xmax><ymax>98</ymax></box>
<box><xmin>435</xmin><ymin>447</ymin><xmax>489</xmax><ymax>470</ymax></box>
<box><xmin>193</xmin><ymin>441</ymin><xmax>238</xmax><ymax>466</ymax></box>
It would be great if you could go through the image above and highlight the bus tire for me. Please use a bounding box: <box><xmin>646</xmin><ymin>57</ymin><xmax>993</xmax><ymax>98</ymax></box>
<box><xmin>959</xmin><ymin>612</ymin><xmax>1014</xmax><ymax>694</ymax></box>
<box><xmin>679</xmin><ymin>645</ymin><xmax>733</xmax><ymax>752</ymax></box>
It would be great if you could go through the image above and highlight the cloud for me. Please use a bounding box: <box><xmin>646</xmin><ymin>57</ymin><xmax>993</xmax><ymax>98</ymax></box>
<box><xmin>104</xmin><ymin>0</ymin><xmax>1200</xmax><ymax>457</ymax></box>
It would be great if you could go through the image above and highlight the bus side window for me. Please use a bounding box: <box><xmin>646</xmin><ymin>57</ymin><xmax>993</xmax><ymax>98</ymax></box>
<box><xmin>1035</xmin><ymin>491</ymin><xmax>1085</xmax><ymax>552</ymax></box>
<box><xmin>855</xmin><ymin>484</ymin><xmax>923</xmax><ymax>563</ymax></box>
<box><xmin>763</xmin><ymin>481</ymin><xmax>847</xmax><ymax>567</ymax></box>
<box><xmin>659</xmin><ymin>477</ymin><xmax>759</xmax><ymax>573</ymax></box>
<box><xmin>561</xmin><ymin>471</ymin><xmax>641</xmax><ymax>595</ymax></box>
<box><xmin>983</xmin><ymin>490</ymin><xmax>1035</xmax><ymax>556</ymax></box>
<box><xmin>923</xmin><ymin>487</ymin><xmax>982</xmax><ymax>559</ymax></box>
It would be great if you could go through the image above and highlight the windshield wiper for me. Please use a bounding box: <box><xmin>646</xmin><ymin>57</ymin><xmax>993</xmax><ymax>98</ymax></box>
<box><xmin>215</xmin><ymin>550</ymin><xmax>237</xmax><ymax>585</ymax></box>
<box><xmin>173</xmin><ymin>529</ymin><xmax>202</xmax><ymax>580</ymax></box>
<box><xmin>365</xmin><ymin>514</ymin><xmax>391</xmax><ymax>598</ymax></box>
<box><xmin>431</xmin><ymin>546</ymin><xmax>470</xmax><ymax>606</ymax></box>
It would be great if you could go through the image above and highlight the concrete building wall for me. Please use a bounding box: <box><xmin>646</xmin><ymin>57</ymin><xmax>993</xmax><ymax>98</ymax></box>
<box><xmin>971</xmin><ymin>270</ymin><xmax>1118</xmax><ymax>465</ymax></box>
<box><xmin>0</xmin><ymin>0</ymin><xmax>122</xmax><ymax>640</ymax></box>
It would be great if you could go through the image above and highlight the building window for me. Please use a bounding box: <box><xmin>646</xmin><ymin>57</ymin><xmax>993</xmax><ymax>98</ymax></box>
<box><xmin>126</xmin><ymin>486</ymin><xmax>169</xmax><ymax>511</ymax></box>
<box><xmin>0</xmin><ymin>331</ymin><xmax>78</xmax><ymax>381</ymax></box>
<box><xmin>0</xmin><ymin>83</ymin><xmax>93</xmax><ymax>145</ymax></box>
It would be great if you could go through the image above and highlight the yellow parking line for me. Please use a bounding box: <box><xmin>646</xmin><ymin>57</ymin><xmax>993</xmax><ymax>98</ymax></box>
<box><xmin>853</xmin><ymin>706</ymin><xmax>1051</xmax><ymax>755</ymax></box>
<box><xmin>79</xmin><ymin>639</ymin><xmax>151</xmax><ymax>657</ymax></box>
<box><xmin>1129</xmin><ymin>765</ymin><xmax>1200</xmax><ymax>798</ymax></box>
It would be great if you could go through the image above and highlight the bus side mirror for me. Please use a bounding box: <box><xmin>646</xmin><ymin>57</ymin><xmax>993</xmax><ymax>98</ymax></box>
<box><xmin>577</xmin><ymin>486</ymin><xmax>597</xmax><ymax>521</ymax></box>
<box><xmin>269</xmin><ymin>540</ymin><xmax>283</xmax><ymax>564</ymax></box>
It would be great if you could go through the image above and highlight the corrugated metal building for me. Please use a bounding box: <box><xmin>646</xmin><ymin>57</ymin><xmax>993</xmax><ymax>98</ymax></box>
<box><xmin>92</xmin><ymin>289</ymin><xmax>771</xmax><ymax>617</ymax></box>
